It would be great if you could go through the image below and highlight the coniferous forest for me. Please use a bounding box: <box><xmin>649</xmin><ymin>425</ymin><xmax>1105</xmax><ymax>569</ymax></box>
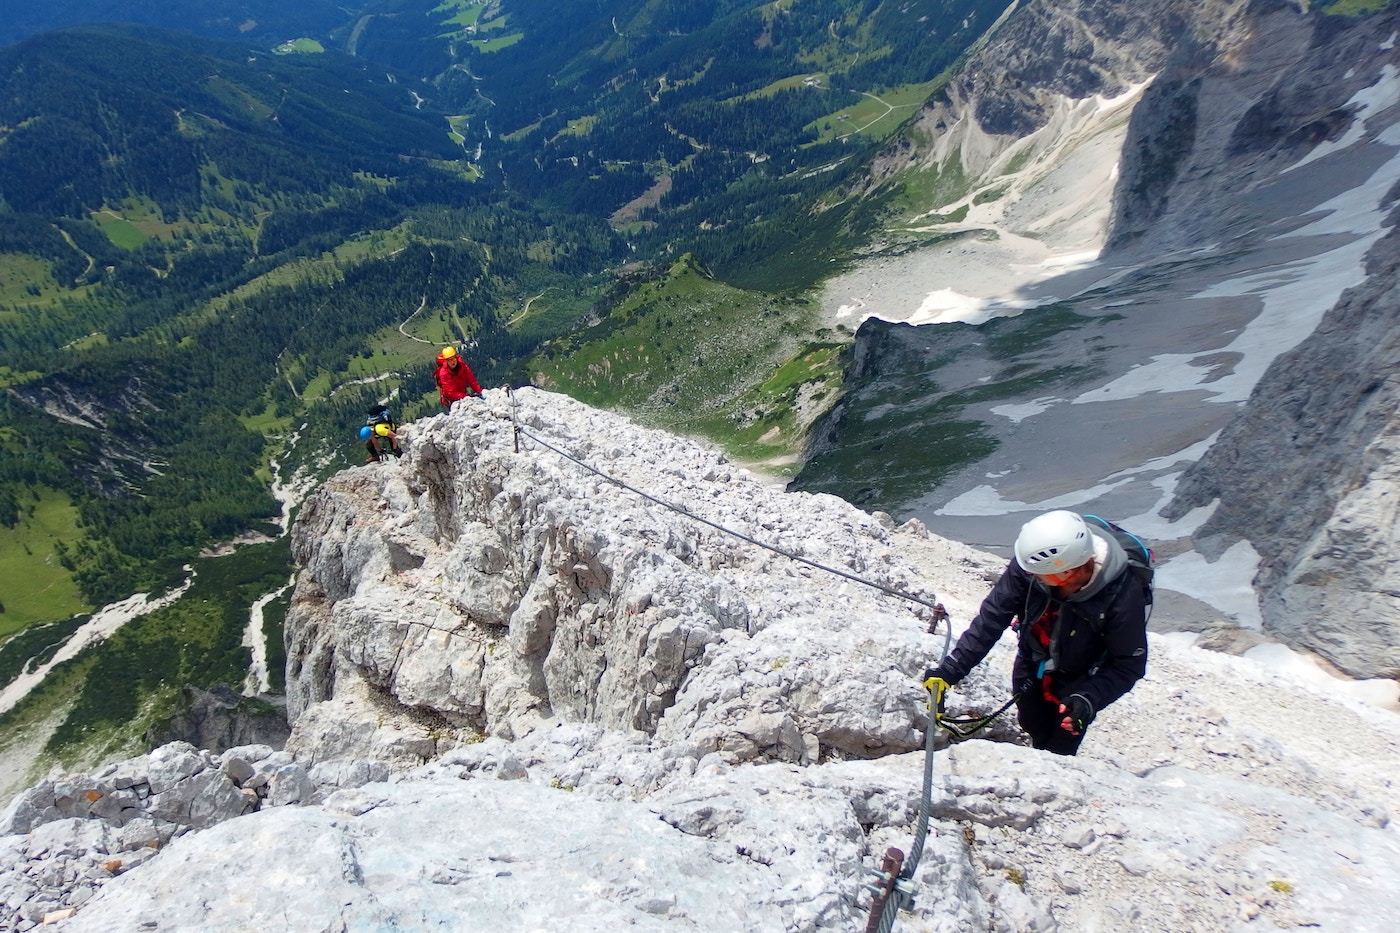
<box><xmin>0</xmin><ymin>0</ymin><xmax>1010</xmax><ymax>764</ymax></box>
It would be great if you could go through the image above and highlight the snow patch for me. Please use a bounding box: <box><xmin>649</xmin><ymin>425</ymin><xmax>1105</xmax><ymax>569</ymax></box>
<box><xmin>1244</xmin><ymin>642</ymin><xmax>1400</xmax><ymax>711</ymax></box>
<box><xmin>1156</xmin><ymin>541</ymin><xmax>1264</xmax><ymax>631</ymax></box>
<box><xmin>1287</xmin><ymin>64</ymin><xmax>1400</xmax><ymax>172</ymax></box>
<box><xmin>989</xmin><ymin>396</ymin><xmax>1058</xmax><ymax>423</ymax></box>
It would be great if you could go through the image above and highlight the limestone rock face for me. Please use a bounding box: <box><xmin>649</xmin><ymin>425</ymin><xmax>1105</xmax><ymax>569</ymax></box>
<box><xmin>1168</xmin><ymin>218</ymin><xmax>1400</xmax><ymax>677</ymax></box>
<box><xmin>282</xmin><ymin>388</ymin><xmax>963</xmax><ymax>781</ymax></box>
<box><xmin>957</xmin><ymin>0</ymin><xmax>1242</xmax><ymax>138</ymax></box>
<box><xmin>863</xmin><ymin>0</ymin><xmax>1250</xmax><ymax>193</ymax></box>
<box><xmin>146</xmin><ymin>685</ymin><xmax>290</xmax><ymax>754</ymax></box>
<box><xmin>1108</xmin><ymin>0</ymin><xmax>1398</xmax><ymax>251</ymax></box>
<box><xmin>1090</xmin><ymin>0</ymin><xmax>1400</xmax><ymax>677</ymax></box>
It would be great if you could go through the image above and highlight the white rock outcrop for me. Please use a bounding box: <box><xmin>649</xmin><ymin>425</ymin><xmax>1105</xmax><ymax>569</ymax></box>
<box><xmin>4</xmin><ymin>389</ymin><xmax>1400</xmax><ymax>932</ymax></box>
<box><xmin>282</xmin><ymin>388</ymin><xmax>981</xmax><ymax>781</ymax></box>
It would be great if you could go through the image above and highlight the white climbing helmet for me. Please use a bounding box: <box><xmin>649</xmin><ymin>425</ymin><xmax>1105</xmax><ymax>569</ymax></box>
<box><xmin>1014</xmin><ymin>510</ymin><xmax>1094</xmax><ymax>574</ymax></box>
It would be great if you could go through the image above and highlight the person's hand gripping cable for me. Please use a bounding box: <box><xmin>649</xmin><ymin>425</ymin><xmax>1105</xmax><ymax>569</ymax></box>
<box><xmin>922</xmin><ymin>665</ymin><xmax>953</xmax><ymax>720</ymax></box>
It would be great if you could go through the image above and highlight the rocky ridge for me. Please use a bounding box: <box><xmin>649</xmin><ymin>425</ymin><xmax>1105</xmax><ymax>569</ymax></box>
<box><xmin>2</xmin><ymin>391</ymin><xmax>1398</xmax><ymax>932</ymax></box>
<box><xmin>280</xmin><ymin>388</ymin><xmax>963</xmax><ymax>784</ymax></box>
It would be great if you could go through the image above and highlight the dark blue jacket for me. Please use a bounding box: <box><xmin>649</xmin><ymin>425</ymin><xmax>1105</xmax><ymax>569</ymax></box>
<box><xmin>939</xmin><ymin>532</ymin><xmax>1148</xmax><ymax>717</ymax></box>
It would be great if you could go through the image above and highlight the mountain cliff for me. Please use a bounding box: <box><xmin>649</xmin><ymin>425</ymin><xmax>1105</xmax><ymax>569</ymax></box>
<box><xmin>281</xmin><ymin>389</ymin><xmax>954</xmax><ymax>774</ymax></box>
<box><xmin>3</xmin><ymin>392</ymin><xmax>1399</xmax><ymax>932</ymax></box>
<box><xmin>856</xmin><ymin>0</ymin><xmax>1251</xmax><ymax>246</ymax></box>
<box><xmin>2</xmin><ymin>11</ymin><xmax>1400</xmax><ymax>928</ymax></box>
<box><xmin>1115</xmin><ymin>0</ymin><xmax>1400</xmax><ymax>677</ymax></box>
<box><xmin>1163</xmin><ymin>186</ymin><xmax>1400</xmax><ymax>678</ymax></box>
<box><xmin>799</xmin><ymin>0</ymin><xmax>1400</xmax><ymax>680</ymax></box>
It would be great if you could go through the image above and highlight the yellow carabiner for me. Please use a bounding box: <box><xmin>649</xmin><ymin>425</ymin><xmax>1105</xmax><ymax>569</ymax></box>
<box><xmin>922</xmin><ymin>675</ymin><xmax>950</xmax><ymax>718</ymax></box>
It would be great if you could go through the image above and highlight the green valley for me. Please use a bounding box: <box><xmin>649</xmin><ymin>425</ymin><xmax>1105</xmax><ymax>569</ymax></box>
<box><xmin>0</xmin><ymin>1</ymin><xmax>1013</xmax><ymax>769</ymax></box>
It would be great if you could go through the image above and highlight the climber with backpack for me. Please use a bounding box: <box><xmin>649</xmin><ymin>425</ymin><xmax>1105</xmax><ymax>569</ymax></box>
<box><xmin>924</xmin><ymin>510</ymin><xmax>1151</xmax><ymax>756</ymax></box>
<box><xmin>434</xmin><ymin>345</ymin><xmax>483</xmax><ymax>407</ymax></box>
<box><xmin>361</xmin><ymin>404</ymin><xmax>403</xmax><ymax>462</ymax></box>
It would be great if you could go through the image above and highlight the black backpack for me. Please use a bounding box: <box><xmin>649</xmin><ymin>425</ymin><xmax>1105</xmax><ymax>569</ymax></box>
<box><xmin>366</xmin><ymin>404</ymin><xmax>397</xmax><ymax>431</ymax></box>
<box><xmin>1083</xmin><ymin>514</ymin><xmax>1154</xmax><ymax>606</ymax></box>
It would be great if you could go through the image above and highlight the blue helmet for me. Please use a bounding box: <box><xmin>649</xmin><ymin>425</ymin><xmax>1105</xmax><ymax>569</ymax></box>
<box><xmin>358</xmin><ymin>426</ymin><xmax>373</xmax><ymax>440</ymax></box>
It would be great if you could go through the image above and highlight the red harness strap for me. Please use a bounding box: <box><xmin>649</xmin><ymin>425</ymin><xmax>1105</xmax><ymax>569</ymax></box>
<box><xmin>1030</xmin><ymin>608</ymin><xmax>1060</xmax><ymax>704</ymax></box>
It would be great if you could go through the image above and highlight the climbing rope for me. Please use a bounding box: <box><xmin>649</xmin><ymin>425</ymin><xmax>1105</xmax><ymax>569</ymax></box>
<box><xmin>505</xmin><ymin>393</ymin><xmax>946</xmax><ymax>619</ymax></box>
<box><xmin>936</xmin><ymin>692</ymin><xmax>1021</xmax><ymax>740</ymax></box>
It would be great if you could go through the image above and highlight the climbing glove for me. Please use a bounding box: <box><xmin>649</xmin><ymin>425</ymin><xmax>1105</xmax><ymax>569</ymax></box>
<box><xmin>1058</xmin><ymin>694</ymin><xmax>1095</xmax><ymax>735</ymax></box>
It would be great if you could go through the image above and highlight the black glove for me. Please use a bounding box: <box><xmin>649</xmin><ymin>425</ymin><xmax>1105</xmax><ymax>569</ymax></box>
<box><xmin>922</xmin><ymin>664</ymin><xmax>956</xmax><ymax>686</ymax></box>
<box><xmin>1058</xmin><ymin>694</ymin><xmax>1095</xmax><ymax>735</ymax></box>
<box><xmin>922</xmin><ymin>664</ymin><xmax>956</xmax><ymax>709</ymax></box>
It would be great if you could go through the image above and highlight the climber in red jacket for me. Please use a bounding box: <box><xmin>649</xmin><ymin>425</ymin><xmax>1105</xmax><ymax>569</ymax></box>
<box><xmin>434</xmin><ymin>345</ymin><xmax>482</xmax><ymax>407</ymax></box>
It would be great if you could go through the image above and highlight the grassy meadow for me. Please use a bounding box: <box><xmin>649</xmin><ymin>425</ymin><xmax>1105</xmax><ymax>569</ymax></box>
<box><xmin>0</xmin><ymin>488</ymin><xmax>91</xmax><ymax>638</ymax></box>
<box><xmin>528</xmin><ymin>256</ymin><xmax>844</xmax><ymax>470</ymax></box>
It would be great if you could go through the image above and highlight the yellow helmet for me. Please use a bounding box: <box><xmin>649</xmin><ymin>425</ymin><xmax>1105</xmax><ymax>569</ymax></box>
<box><xmin>438</xmin><ymin>346</ymin><xmax>457</xmax><ymax>361</ymax></box>
<box><xmin>373</xmin><ymin>423</ymin><xmax>393</xmax><ymax>437</ymax></box>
